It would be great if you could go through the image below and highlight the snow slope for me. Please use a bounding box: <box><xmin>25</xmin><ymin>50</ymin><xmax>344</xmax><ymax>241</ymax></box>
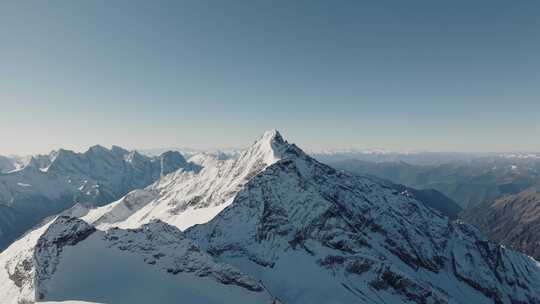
<box><xmin>0</xmin><ymin>216</ymin><xmax>277</xmax><ymax>304</ymax></box>
<box><xmin>80</xmin><ymin>130</ymin><xmax>288</xmax><ymax>230</ymax></box>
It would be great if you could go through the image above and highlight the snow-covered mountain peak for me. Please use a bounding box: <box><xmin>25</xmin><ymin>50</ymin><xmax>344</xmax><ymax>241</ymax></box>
<box><xmin>254</xmin><ymin>129</ymin><xmax>287</xmax><ymax>151</ymax></box>
<box><xmin>245</xmin><ymin>129</ymin><xmax>286</xmax><ymax>165</ymax></box>
<box><xmin>185</xmin><ymin>138</ymin><xmax>540</xmax><ymax>303</ymax></box>
<box><xmin>259</xmin><ymin>129</ymin><xmax>284</xmax><ymax>146</ymax></box>
<box><xmin>243</xmin><ymin>129</ymin><xmax>307</xmax><ymax>167</ymax></box>
<box><xmin>79</xmin><ymin>130</ymin><xmax>305</xmax><ymax>231</ymax></box>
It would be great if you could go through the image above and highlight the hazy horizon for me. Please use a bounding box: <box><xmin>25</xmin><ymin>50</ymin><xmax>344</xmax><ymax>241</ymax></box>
<box><xmin>3</xmin><ymin>128</ymin><xmax>540</xmax><ymax>157</ymax></box>
<box><xmin>1</xmin><ymin>1</ymin><xmax>539</xmax><ymax>155</ymax></box>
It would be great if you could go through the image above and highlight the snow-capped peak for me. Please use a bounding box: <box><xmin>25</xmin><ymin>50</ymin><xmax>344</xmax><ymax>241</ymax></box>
<box><xmin>185</xmin><ymin>137</ymin><xmax>540</xmax><ymax>303</ymax></box>
<box><xmin>259</xmin><ymin>129</ymin><xmax>285</xmax><ymax>147</ymax></box>
<box><xmin>244</xmin><ymin>129</ymin><xmax>308</xmax><ymax>167</ymax></box>
<box><xmin>80</xmin><ymin>130</ymin><xmax>305</xmax><ymax>231</ymax></box>
<box><xmin>245</xmin><ymin>129</ymin><xmax>286</xmax><ymax>165</ymax></box>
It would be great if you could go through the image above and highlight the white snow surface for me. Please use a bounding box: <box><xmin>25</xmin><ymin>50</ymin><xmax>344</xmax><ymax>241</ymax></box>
<box><xmin>0</xmin><ymin>216</ymin><xmax>276</xmax><ymax>304</ymax></box>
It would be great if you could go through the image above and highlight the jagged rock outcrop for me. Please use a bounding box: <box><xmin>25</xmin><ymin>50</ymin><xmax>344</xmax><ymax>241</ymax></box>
<box><xmin>0</xmin><ymin>216</ymin><xmax>278</xmax><ymax>304</ymax></box>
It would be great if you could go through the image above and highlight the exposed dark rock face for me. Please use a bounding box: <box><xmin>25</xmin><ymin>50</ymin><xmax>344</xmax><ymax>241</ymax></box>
<box><xmin>1</xmin><ymin>216</ymin><xmax>277</xmax><ymax>304</ymax></box>
<box><xmin>33</xmin><ymin>216</ymin><xmax>96</xmax><ymax>299</ymax></box>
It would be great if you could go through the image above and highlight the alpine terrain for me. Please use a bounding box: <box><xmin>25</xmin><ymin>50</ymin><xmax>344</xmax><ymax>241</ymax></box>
<box><xmin>1</xmin><ymin>131</ymin><xmax>540</xmax><ymax>303</ymax></box>
<box><xmin>0</xmin><ymin>146</ymin><xmax>196</xmax><ymax>250</ymax></box>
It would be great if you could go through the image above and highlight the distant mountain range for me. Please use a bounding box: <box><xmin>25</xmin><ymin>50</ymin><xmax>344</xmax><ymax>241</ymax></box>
<box><xmin>326</xmin><ymin>158</ymin><xmax>540</xmax><ymax>209</ymax></box>
<box><xmin>139</xmin><ymin>146</ymin><xmax>540</xmax><ymax>165</ymax></box>
<box><xmin>2</xmin><ymin>131</ymin><xmax>540</xmax><ymax>303</ymax></box>
<box><xmin>0</xmin><ymin>145</ymin><xmax>196</xmax><ymax>249</ymax></box>
<box><xmin>312</xmin><ymin>149</ymin><xmax>540</xmax><ymax>165</ymax></box>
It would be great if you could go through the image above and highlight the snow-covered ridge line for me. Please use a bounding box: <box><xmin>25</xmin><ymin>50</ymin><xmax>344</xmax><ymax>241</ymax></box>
<box><xmin>1</xmin><ymin>216</ymin><xmax>278</xmax><ymax>304</ymax></box>
<box><xmin>79</xmin><ymin>129</ymin><xmax>297</xmax><ymax>231</ymax></box>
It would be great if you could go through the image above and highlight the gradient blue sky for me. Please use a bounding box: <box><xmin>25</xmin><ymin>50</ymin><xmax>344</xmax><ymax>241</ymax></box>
<box><xmin>1</xmin><ymin>1</ymin><xmax>539</xmax><ymax>155</ymax></box>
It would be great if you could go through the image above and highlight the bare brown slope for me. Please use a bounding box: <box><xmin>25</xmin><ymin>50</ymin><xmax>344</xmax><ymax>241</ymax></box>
<box><xmin>463</xmin><ymin>187</ymin><xmax>540</xmax><ymax>260</ymax></box>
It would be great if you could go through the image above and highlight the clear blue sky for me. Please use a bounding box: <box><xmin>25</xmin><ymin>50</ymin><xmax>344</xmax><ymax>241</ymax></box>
<box><xmin>1</xmin><ymin>0</ymin><xmax>539</xmax><ymax>155</ymax></box>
